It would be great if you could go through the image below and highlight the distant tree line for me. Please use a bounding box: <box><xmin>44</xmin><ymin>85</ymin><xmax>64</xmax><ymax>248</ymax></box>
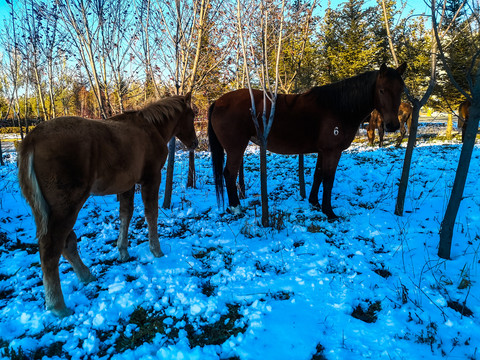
<box><xmin>0</xmin><ymin>0</ymin><xmax>477</xmax><ymax>126</ymax></box>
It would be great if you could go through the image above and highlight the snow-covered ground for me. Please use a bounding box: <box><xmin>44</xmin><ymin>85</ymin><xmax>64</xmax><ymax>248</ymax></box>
<box><xmin>0</xmin><ymin>130</ymin><xmax>479</xmax><ymax>360</ymax></box>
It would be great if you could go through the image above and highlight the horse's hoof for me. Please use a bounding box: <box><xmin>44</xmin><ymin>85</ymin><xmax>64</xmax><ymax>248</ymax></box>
<box><xmin>227</xmin><ymin>205</ymin><xmax>242</xmax><ymax>215</ymax></box>
<box><xmin>151</xmin><ymin>248</ymin><xmax>165</xmax><ymax>258</ymax></box>
<box><xmin>85</xmin><ymin>273</ymin><xmax>97</xmax><ymax>283</ymax></box>
<box><xmin>50</xmin><ymin>306</ymin><xmax>74</xmax><ymax>318</ymax></box>
<box><xmin>118</xmin><ymin>252</ymin><xmax>130</xmax><ymax>262</ymax></box>
<box><xmin>309</xmin><ymin>201</ymin><xmax>321</xmax><ymax>210</ymax></box>
<box><xmin>80</xmin><ymin>273</ymin><xmax>97</xmax><ymax>284</ymax></box>
<box><xmin>325</xmin><ymin>212</ymin><xmax>339</xmax><ymax>222</ymax></box>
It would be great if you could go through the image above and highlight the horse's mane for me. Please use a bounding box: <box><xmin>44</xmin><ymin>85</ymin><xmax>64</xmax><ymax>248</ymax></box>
<box><xmin>139</xmin><ymin>95</ymin><xmax>187</xmax><ymax>125</ymax></box>
<box><xmin>304</xmin><ymin>70</ymin><xmax>378</xmax><ymax>114</ymax></box>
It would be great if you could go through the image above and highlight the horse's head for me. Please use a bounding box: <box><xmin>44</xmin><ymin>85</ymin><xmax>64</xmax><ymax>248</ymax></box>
<box><xmin>374</xmin><ymin>63</ymin><xmax>407</xmax><ymax>132</ymax></box>
<box><xmin>177</xmin><ymin>92</ymin><xmax>199</xmax><ymax>150</ymax></box>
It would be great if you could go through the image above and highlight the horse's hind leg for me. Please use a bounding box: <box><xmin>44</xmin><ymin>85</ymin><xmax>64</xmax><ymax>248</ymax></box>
<box><xmin>320</xmin><ymin>150</ymin><xmax>342</xmax><ymax>220</ymax></box>
<box><xmin>63</xmin><ymin>231</ymin><xmax>95</xmax><ymax>284</ymax></box>
<box><xmin>117</xmin><ymin>187</ymin><xmax>135</xmax><ymax>261</ymax></box>
<box><xmin>309</xmin><ymin>152</ymin><xmax>323</xmax><ymax>207</ymax></box>
<box><xmin>40</xmin><ymin>213</ymin><xmax>77</xmax><ymax>317</ymax></box>
<box><xmin>238</xmin><ymin>160</ymin><xmax>246</xmax><ymax>200</ymax></box>
<box><xmin>224</xmin><ymin>149</ymin><xmax>246</xmax><ymax>209</ymax></box>
<box><xmin>141</xmin><ymin>181</ymin><xmax>164</xmax><ymax>258</ymax></box>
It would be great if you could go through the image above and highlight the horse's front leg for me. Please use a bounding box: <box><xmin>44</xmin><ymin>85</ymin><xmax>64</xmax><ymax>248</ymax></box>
<box><xmin>117</xmin><ymin>187</ymin><xmax>135</xmax><ymax>262</ymax></box>
<box><xmin>224</xmin><ymin>152</ymin><xmax>244</xmax><ymax>210</ymax></box>
<box><xmin>378</xmin><ymin>123</ymin><xmax>385</xmax><ymax>147</ymax></box>
<box><xmin>41</xmin><ymin>213</ymin><xmax>77</xmax><ymax>317</ymax></box>
<box><xmin>321</xmin><ymin>150</ymin><xmax>342</xmax><ymax>220</ymax></box>
<box><xmin>308</xmin><ymin>152</ymin><xmax>323</xmax><ymax>207</ymax></box>
<box><xmin>141</xmin><ymin>180</ymin><xmax>164</xmax><ymax>258</ymax></box>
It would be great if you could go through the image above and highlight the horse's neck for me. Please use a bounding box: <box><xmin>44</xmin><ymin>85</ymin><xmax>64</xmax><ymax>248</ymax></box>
<box><xmin>155</xmin><ymin>119</ymin><xmax>177</xmax><ymax>143</ymax></box>
<box><xmin>311</xmin><ymin>71</ymin><xmax>376</xmax><ymax>128</ymax></box>
<box><xmin>337</xmin><ymin>71</ymin><xmax>377</xmax><ymax>126</ymax></box>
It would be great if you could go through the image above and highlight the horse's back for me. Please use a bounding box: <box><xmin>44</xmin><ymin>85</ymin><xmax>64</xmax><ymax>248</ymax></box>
<box><xmin>20</xmin><ymin>116</ymin><xmax>156</xmax><ymax>198</ymax></box>
<box><xmin>210</xmin><ymin>89</ymin><xmax>323</xmax><ymax>154</ymax></box>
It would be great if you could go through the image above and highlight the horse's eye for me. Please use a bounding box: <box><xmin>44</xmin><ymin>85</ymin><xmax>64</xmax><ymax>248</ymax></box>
<box><xmin>379</xmin><ymin>89</ymin><xmax>385</xmax><ymax>95</ymax></box>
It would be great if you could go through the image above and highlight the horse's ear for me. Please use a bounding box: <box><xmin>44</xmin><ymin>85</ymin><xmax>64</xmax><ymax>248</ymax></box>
<box><xmin>396</xmin><ymin>62</ymin><xmax>407</xmax><ymax>76</ymax></box>
<box><xmin>379</xmin><ymin>63</ymin><xmax>388</xmax><ymax>75</ymax></box>
<box><xmin>184</xmin><ymin>92</ymin><xmax>192</xmax><ymax>106</ymax></box>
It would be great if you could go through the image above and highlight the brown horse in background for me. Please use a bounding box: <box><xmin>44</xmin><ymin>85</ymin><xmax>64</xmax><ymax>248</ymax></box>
<box><xmin>209</xmin><ymin>63</ymin><xmax>406</xmax><ymax>220</ymax></box>
<box><xmin>18</xmin><ymin>94</ymin><xmax>198</xmax><ymax>317</ymax></box>
<box><xmin>367</xmin><ymin>102</ymin><xmax>412</xmax><ymax>147</ymax></box>
<box><xmin>458</xmin><ymin>100</ymin><xmax>471</xmax><ymax>143</ymax></box>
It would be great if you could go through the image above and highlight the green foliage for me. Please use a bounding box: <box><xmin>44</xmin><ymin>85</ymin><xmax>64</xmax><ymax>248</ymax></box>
<box><xmin>0</xmin><ymin>127</ymin><xmax>33</xmax><ymax>134</ymax></box>
<box><xmin>434</xmin><ymin>0</ymin><xmax>479</xmax><ymax>109</ymax></box>
<box><xmin>319</xmin><ymin>0</ymin><xmax>380</xmax><ymax>83</ymax></box>
<box><xmin>0</xmin><ymin>0</ymin><xmax>476</xmax><ymax>117</ymax></box>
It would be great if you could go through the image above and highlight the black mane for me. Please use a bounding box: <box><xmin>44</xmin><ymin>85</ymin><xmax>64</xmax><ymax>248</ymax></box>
<box><xmin>305</xmin><ymin>70</ymin><xmax>378</xmax><ymax>118</ymax></box>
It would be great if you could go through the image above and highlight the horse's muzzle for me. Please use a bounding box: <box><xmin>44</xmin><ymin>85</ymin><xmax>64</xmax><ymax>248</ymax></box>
<box><xmin>385</xmin><ymin>122</ymin><xmax>400</xmax><ymax>132</ymax></box>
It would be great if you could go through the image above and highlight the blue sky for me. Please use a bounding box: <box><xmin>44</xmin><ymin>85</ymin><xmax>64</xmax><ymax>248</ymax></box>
<box><xmin>0</xmin><ymin>0</ymin><xmax>433</xmax><ymax>25</ymax></box>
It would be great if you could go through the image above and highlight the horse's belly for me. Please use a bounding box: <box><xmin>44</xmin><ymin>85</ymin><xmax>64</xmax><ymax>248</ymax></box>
<box><xmin>90</xmin><ymin>172</ymin><xmax>139</xmax><ymax>195</ymax></box>
<box><xmin>266</xmin><ymin>136</ymin><xmax>318</xmax><ymax>155</ymax></box>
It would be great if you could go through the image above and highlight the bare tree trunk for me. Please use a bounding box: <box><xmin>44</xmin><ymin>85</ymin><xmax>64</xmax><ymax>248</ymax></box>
<box><xmin>260</xmin><ymin>138</ymin><xmax>269</xmax><ymax>226</ymax></box>
<box><xmin>0</xmin><ymin>141</ymin><xmax>4</xmax><ymax>166</ymax></box>
<box><xmin>33</xmin><ymin>67</ymin><xmax>48</xmax><ymax>121</ymax></box>
<box><xmin>48</xmin><ymin>61</ymin><xmax>56</xmax><ymax>119</ymax></box>
<box><xmin>381</xmin><ymin>0</ymin><xmax>398</xmax><ymax>66</ymax></box>
<box><xmin>163</xmin><ymin>138</ymin><xmax>176</xmax><ymax>209</ymax></box>
<box><xmin>438</xmin><ymin>68</ymin><xmax>480</xmax><ymax>259</ymax></box>
<box><xmin>395</xmin><ymin>101</ymin><xmax>421</xmax><ymax>215</ymax></box>
<box><xmin>162</xmin><ymin>0</ymin><xmax>182</xmax><ymax>209</ymax></box>
<box><xmin>236</xmin><ymin>0</ymin><xmax>285</xmax><ymax>226</ymax></box>
<box><xmin>186</xmin><ymin>0</ymin><xmax>208</xmax><ymax>189</ymax></box>
<box><xmin>57</xmin><ymin>0</ymin><xmax>109</xmax><ymax>119</ymax></box>
<box><xmin>395</xmin><ymin>26</ymin><xmax>438</xmax><ymax>216</ymax></box>
<box><xmin>429</xmin><ymin>0</ymin><xmax>478</xmax><ymax>258</ymax></box>
<box><xmin>187</xmin><ymin>150</ymin><xmax>196</xmax><ymax>188</ymax></box>
<box><xmin>24</xmin><ymin>72</ymin><xmax>30</xmax><ymax>134</ymax></box>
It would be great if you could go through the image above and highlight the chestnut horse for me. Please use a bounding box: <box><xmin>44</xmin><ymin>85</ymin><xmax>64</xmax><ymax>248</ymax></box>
<box><xmin>18</xmin><ymin>94</ymin><xmax>198</xmax><ymax>317</ymax></box>
<box><xmin>209</xmin><ymin>63</ymin><xmax>406</xmax><ymax>220</ymax></box>
<box><xmin>458</xmin><ymin>100</ymin><xmax>471</xmax><ymax>143</ymax></box>
<box><xmin>367</xmin><ymin>102</ymin><xmax>412</xmax><ymax>147</ymax></box>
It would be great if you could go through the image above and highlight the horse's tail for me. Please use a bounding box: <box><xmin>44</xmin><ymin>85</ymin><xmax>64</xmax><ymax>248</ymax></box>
<box><xmin>18</xmin><ymin>146</ymin><xmax>50</xmax><ymax>239</ymax></box>
<box><xmin>207</xmin><ymin>102</ymin><xmax>224</xmax><ymax>208</ymax></box>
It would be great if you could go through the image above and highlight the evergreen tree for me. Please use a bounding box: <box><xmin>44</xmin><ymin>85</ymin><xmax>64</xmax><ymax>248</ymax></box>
<box><xmin>436</xmin><ymin>0</ymin><xmax>478</xmax><ymax>108</ymax></box>
<box><xmin>319</xmin><ymin>0</ymin><xmax>379</xmax><ymax>82</ymax></box>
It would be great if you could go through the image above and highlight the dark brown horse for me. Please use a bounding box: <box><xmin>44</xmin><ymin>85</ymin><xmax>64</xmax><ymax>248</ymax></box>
<box><xmin>209</xmin><ymin>63</ymin><xmax>406</xmax><ymax>220</ymax></box>
<box><xmin>18</xmin><ymin>94</ymin><xmax>198</xmax><ymax>317</ymax></box>
<box><xmin>458</xmin><ymin>100</ymin><xmax>471</xmax><ymax>142</ymax></box>
<box><xmin>367</xmin><ymin>102</ymin><xmax>412</xmax><ymax>147</ymax></box>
